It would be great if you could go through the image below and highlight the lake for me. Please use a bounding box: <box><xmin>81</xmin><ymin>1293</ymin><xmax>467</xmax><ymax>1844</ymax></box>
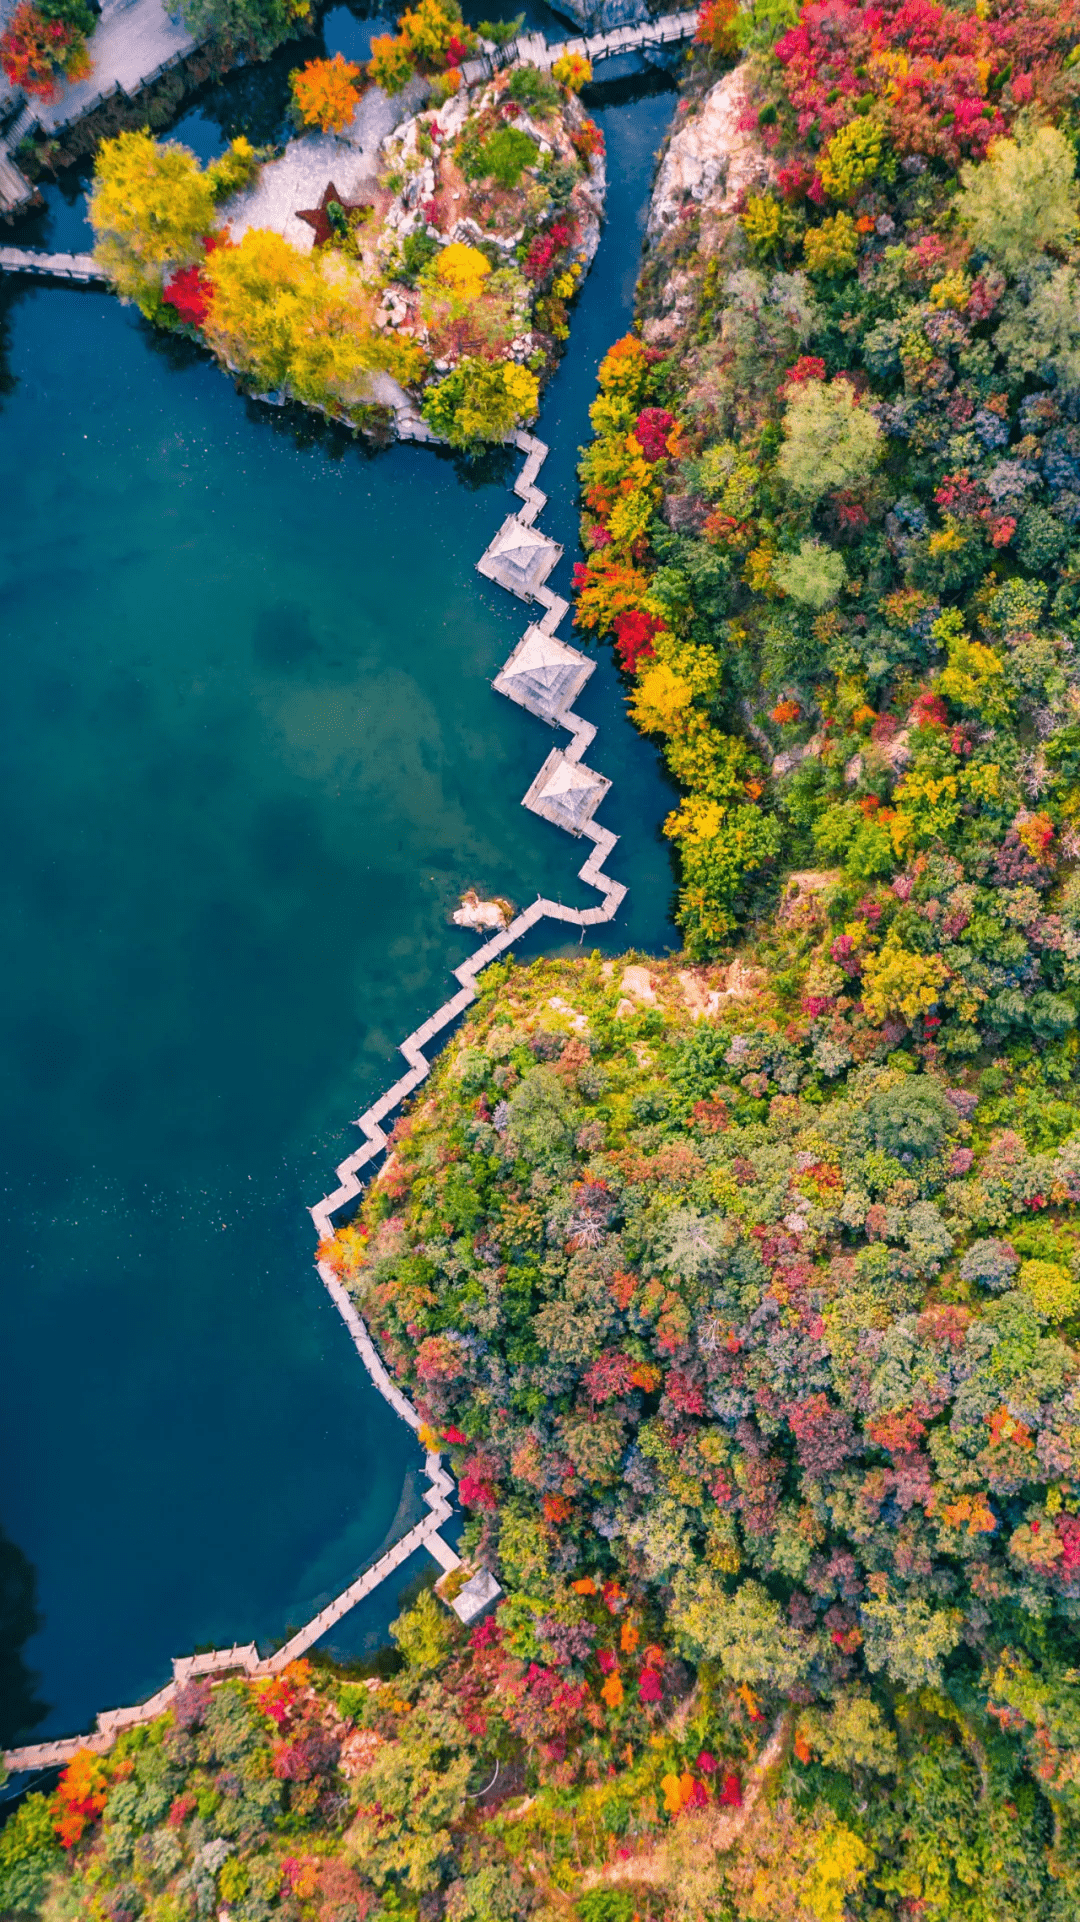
<box><xmin>0</xmin><ymin>46</ymin><xmax>678</xmax><ymax>1747</ymax></box>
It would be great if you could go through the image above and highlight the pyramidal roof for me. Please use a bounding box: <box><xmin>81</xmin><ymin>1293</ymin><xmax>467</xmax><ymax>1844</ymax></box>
<box><xmin>477</xmin><ymin>514</ymin><xmax>563</xmax><ymax>602</ymax></box>
<box><xmin>540</xmin><ymin>758</ymin><xmax>603</xmax><ymax>798</ymax></box>
<box><xmin>494</xmin><ymin>626</ymin><xmax>594</xmax><ymax>722</ymax></box>
<box><xmin>489</xmin><ymin>519</ymin><xmax>554</xmax><ymax>558</ymax></box>
<box><xmin>522</xmin><ymin>748</ymin><xmax>611</xmax><ymax>835</ymax></box>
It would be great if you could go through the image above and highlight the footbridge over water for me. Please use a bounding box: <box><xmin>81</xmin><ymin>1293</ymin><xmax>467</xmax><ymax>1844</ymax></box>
<box><xmin>2</xmin><ymin>399</ymin><xmax>632</xmax><ymax>1778</ymax></box>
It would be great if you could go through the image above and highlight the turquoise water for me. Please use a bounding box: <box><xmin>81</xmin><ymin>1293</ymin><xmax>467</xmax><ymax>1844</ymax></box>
<box><xmin>0</xmin><ymin>81</ymin><xmax>677</xmax><ymax>1744</ymax></box>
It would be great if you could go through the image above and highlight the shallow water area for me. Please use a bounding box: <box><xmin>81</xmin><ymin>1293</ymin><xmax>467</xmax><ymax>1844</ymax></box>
<box><xmin>0</xmin><ymin>79</ymin><xmax>678</xmax><ymax>1738</ymax></box>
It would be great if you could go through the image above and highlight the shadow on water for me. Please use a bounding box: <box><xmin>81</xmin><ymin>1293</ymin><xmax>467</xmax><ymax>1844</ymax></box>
<box><xmin>0</xmin><ymin>1529</ymin><xmax>50</xmax><ymax>1750</ymax></box>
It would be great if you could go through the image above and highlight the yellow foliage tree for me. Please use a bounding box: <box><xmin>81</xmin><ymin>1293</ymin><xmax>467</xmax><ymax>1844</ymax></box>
<box><xmin>629</xmin><ymin>662</ymin><xmax>697</xmax><ymax>738</ymax></box>
<box><xmin>803</xmin><ymin>210</ymin><xmax>858</xmax><ymax>277</ymax></box>
<box><xmin>368</xmin><ymin>32</ymin><xmax>415</xmax><ymax>92</ymax></box>
<box><xmin>433</xmin><ymin>241</ymin><xmax>491</xmax><ymax>300</ymax></box>
<box><xmin>203</xmin><ymin>229</ymin><xmax>375</xmax><ymax>409</ymax></box>
<box><xmin>399</xmin><ymin>0</ymin><xmax>464</xmax><ymax>63</ymax></box>
<box><xmin>862</xmin><ymin>935</ymin><xmax>949</xmax><ymax>1025</ymax></box>
<box><xmin>90</xmin><ymin>129</ymin><xmax>217</xmax><ymax>315</ymax></box>
<box><xmin>552</xmin><ymin>51</ymin><xmax>591</xmax><ymax>91</ymax></box>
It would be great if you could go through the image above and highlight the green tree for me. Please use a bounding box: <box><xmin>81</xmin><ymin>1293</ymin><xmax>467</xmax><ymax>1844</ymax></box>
<box><xmin>391</xmin><ymin>1588</ymin><xmax>456</xmax><ymax>1670</ymax></box>
<box><xmin>0</xmin><ymin>1793</ymin><xmax>63</xmax><ymax>1915</ymax></box>
<box><xmin>957</xmin><ymin>123</ymin><xmax>1079</xmax><ymax>273</ymax></box>
<box><xmin>174</xmin><ymin>0</ymin><xmax>309</xmax><ymax>59</ymax></box>
<box><xmin>778</xmin><ymin>378</ymin><xmax>882</xmax><ymax>501</ymax></box>
<box><xmin>670</xmin><ymin>1573</ymin><xmax>812</xmax><ymax>1690</ymax></box>
<box><xmin>421</xmin><ymin>357</ymin><xmax>539</xmax><ymax>450</ymax></box>
<box><xmin>345</xmin><ymin>1692</ymin><xmax>472</xmax><ymax>1892</ymax></box>
<box><xmin>774</xmin><ymin>537</ymin><xmax>846</xmax><ymax>608</ymax></box>
<box><xmin>860</xmin><ymin>1596</ymin><xmax>963</xmax><ymax>1690</ymax></box>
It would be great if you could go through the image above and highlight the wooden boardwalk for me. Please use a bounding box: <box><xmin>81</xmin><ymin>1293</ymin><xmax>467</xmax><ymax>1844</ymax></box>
<box><xmin>2</xmin><ymin>423</ymin><xmax>625</xmax><ymax>1781</ymax></box>
<box><xmin>0</xmin><ymin>247</ymin><xmax>105</xmax><ymax>281</ymax></box>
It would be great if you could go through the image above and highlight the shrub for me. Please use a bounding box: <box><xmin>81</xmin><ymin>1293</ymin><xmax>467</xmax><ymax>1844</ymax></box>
<box><xmin>552</xmin><ymin>51</ymin><xmax>591</xmax><ymax>91</ymax></box>
<box><xmin>290</xmin><ymin>53</ymin><xmax>363</xmax><ymax>133</ymax></box>
<box><xmin>778</xmin><ymin>379</ymin><xmax>882</xmax><ymax>501</ymax></box>
<box><xmin>206</xmin><ymin>136</ymin><xmax>261</xmax><ymax>202</ymax></box>
<box><xmin>957</xmin><ymin>125</ymin><xmax>1080</xmax><ymax>274</ymax></box>
<box><xmin>695</xmin><ymin>0</ymin><xmax>738</xmax><ymax>57</ymax></box>
<box><xmin>421</xmin><ymin>356</ymin><xmax>539</xmax><ymax>449</ymax></box>
<box><xmin>507</xmin><ymin>62</ymin><xmax>561</xmax><ymax>111</ymax></box>
<box><xmin>477</xmin><ymin>13</ymin><xmax>524</xmax><ymax>46</ymax></box>
<box><xmin>431</xmin><ymin>241</ymin><xmax>491</xmax><ymax>299</ymax></box>
<box><xmin>474</xmin><ymin>125</ymin><xmax>538</xmax><ymax>189</ymax></box>
<box><xmin>367</xmin><ymin>31</ymin><xmax>415</xmax><ymax>92</ymax></box>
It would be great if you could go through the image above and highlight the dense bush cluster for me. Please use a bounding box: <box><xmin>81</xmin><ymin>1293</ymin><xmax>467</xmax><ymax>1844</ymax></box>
<box><xmin>574</xmin><ymin>0</ymin><xmax>1080</xmax><ymax>1015</ymax></box>
<box><xmin>0</xmin><ymin>0</ymin><xmax>91</xmax><ymax>102</ymax></box>
<box><xmin>313</xmin><ymin>950</ymin><xmax>1080</xmax><ymax>1915</ymax></box>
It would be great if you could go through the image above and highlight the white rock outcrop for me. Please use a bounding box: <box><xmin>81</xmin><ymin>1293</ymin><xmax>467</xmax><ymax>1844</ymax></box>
<box><xmin>647</xmin><ymin>64</ymin><xmax>768</xmax><ymax>241</ymax></box>
<box><xmin>453</xmin><ymin>890</ymin><xmax>512</xmax><ymax>933</ymax></box>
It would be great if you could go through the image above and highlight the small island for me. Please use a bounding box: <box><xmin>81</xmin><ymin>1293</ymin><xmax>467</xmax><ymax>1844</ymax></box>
<box><xmin>84</xmin><ymin>2</ymin><xmax>606</xmax><ymax>449</ymax></box>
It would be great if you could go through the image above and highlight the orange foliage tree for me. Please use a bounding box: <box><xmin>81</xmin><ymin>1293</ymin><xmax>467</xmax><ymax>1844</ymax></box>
<box><xmin>290</xmin><ymin>52</ymin><xmax>363</xmax><ymax>132</ymax></box>
<box><xmin>53</xmin><ymin>1750</ymin><xmax>108</xmax><ymax>1849</ymax></box>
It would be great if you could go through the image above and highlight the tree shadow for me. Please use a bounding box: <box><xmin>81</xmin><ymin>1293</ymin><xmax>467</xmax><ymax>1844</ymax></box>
<box><xmin>0</xmin><ymin>283</ymin><xmax>23</xmax><ymax>413</ymax></box>
<box><xmin>580</xmin><ymin>64</ymin><xmax>679</xmax><ymax>112</ymax></box>
<box><xmin>0</xmin><ymin>1526</ymin><xmax>50</xmax><ymax>1749</ymax></box>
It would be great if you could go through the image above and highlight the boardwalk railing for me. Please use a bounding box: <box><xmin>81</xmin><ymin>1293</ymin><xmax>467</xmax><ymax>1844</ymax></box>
<box><xmin>3</xmin><ymin>414</ymin><xmax>622</xmax><ymax>1779</ymax></box>
<box><xmin>0</xmin><ymin>247</ymin><xmax>105</xmax><ymax>281</ymax></box>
